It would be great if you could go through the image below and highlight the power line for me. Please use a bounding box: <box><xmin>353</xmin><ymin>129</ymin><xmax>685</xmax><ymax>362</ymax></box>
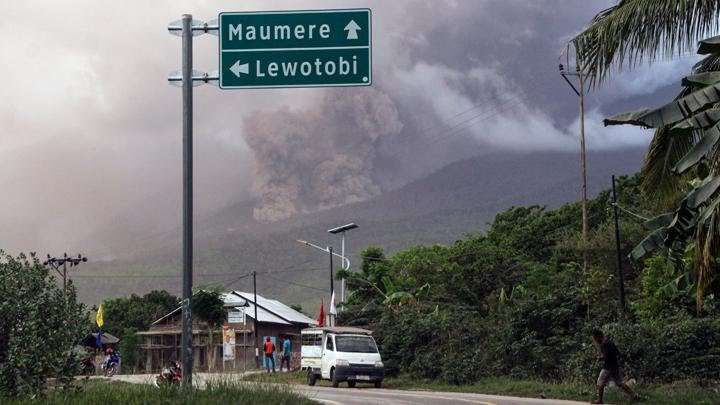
<box><xmin>71</xmin><ymin>265</ymin><xmax>330</xmax><ymax>280</ymax></box>
<box><xmin>263</xmin><ymin>273</ymin><xmax>327</xmax><ymax>292</ymax></box>
<box><xmin>391</xmin><ymin>93</ymin><xmax>527</xmax><ymax>150</ymax></box>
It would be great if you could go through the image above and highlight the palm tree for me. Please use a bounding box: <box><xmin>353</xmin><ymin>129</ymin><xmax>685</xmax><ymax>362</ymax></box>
<box><xmin>573</xmin><ymin>0</ymin><xmax>720</xmax><ymax>86</ymax></box>
<box><xmin>572</xmin><ymin>1</ymin><xmax>720</xmax><ymax>312</ymax></box>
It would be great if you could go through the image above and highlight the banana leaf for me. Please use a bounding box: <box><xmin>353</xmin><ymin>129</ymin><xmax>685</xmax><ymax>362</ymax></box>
<box><xmin>687</xmin><ymin>175</ymin><xmax>720</xmax><ymax>209</ymax></box>
<box><xmin>644</xmin><ymin>212</ymin><xmax>674</xmax><ymax>230</ymax></box>
<box><xmin>682</xmin><ymin>72</ymin><xmax>720</xmax><ymax>87</ymax></box>
<box><xmin>672</xmin><ymin>123</ymin><xmax>720</xmax><ymax>174</ymax></box>
<box><xmin>630</xmin><ymin>228</ymin><xmax>667</xmax><ymax>260</ymax></box>
<box><xmin>383</xmin><ymin>291</ymin><xmax>414</xmax><ymax>305</ymax></box>
<box><xmin>672</xmin><ymin>108</ymin><xmax>720</xmax><ymax>129</ymax></box>
<box><xmin>604</xmin><ymin>108</ymin><xmax>656</xmax><ymax>127</ymax></box>
<box><xmin>698</xmin><ymin>35</ymin><xmax>720</xmax><ymax>55</ymax></box>
<box><xmin>604</xmin><ymin>82</ymin><xmax>720</xmax><ymax>128</ymax></box>
<box><xmin>698</xmin><ymin>194</ymin><xmax>720</xmax><ymax>224</ymax></box>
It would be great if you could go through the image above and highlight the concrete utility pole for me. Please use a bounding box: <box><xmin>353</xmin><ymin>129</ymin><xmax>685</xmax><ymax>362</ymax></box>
<box><xmin>559</xmin><ymin>61</ymin><xmax>590</xmax><ymax>277</ymax></box>
<box><xmin>44</xmin><ymin>253</ymin><xmax>88</xmax><ymax>294</ymax></box>
<box><xmin>578</xmin><ymin>64</ymin><xmax>589</xmax><ymax>276</ymax></box>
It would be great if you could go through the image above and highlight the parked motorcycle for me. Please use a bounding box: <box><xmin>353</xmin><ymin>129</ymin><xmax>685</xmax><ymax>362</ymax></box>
<box><xmin>81</xmin><ymin>356</ymin><xmax>96</xmax><ymax>376</ymax></box>
<box><xmin>155</xmin><ymin>361</ymin><xmax>182</xmax><ymax>387</ymax></box>
<box><xmin>101</xmin><ymin>355</ymin><xmax>119</xmax><ymax>377</ymax></box>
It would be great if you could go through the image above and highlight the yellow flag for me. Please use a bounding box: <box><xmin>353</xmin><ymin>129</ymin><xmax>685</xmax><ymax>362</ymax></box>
<box><xmin>96</xmin><ymin>303</ymin><xmax>104</xmax><ymax>328</ymax></box>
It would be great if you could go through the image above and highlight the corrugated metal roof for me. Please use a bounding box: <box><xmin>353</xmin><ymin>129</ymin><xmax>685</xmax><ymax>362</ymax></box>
<box><xmin>221</xmin><ymin>292</ymin><xmax>247</xmax><ymax>307</ymax></box>
<box><xmin>231</xmin><ymin>291</ymin><xmax>317</xmax><ymax>326</ymax></box>
<box><xmin>148</xmin><ymin>290</ymin><xmax>316</xmax><ymax>328</ymax></box>
<box><xmin>241</xmin><ymin>302</ymin><xmax>290</xmax><ymax>325</ymax></box>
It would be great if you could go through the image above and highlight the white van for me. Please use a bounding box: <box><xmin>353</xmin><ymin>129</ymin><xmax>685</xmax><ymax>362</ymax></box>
<box><xmin>301</xmin><ymin>326</ymin><xmax>384</xmax><ymax>388</ymax></box>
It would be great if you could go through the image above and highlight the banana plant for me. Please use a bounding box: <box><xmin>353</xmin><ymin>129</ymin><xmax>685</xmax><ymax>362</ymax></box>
<box><xmin>605</xmin><ymin>36</ymin><xmax>720</xmax><ymax>312</ymax></box>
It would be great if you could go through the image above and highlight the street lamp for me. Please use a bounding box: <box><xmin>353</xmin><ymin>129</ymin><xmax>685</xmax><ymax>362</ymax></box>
<box><xmin>328</xmin><ymin>223</ymin><xmax>358</xmax><ymax>310</ymax></box>
<box><xmin>296</xmin><ymin>238</ymin><xmax>351</xmax><ymax>325</ymax></box>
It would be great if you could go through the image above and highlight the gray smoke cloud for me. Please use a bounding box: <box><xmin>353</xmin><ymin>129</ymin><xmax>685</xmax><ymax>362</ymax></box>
<box><xmin>243</xmin><ymin>88</ymin><xmax>402</xmax><ymax>221</ymax></box>
<box><xmin>0</xmin><ymin>0</ymin><xmax>690</xmax><ymax>255</ymax></box>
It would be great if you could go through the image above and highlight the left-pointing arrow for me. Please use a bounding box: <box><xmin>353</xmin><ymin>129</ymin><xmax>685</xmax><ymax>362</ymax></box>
<box><xmin>230</xmin><ymin>60</ymin><xmax>249</xmax><ymax>77</ymax></box>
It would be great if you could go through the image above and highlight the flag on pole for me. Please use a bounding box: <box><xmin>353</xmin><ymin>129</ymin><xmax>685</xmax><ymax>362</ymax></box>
<box><xmin>96</xmin><ymin>303</ymin><xmax>104</xmax><ymax>328</ymax></box>
<box><xmin>316</xmin><ymin>298</ymin><xmax>325</xmax><ymax>327</ymax></box>
<box><xmin>329</xmin><ymin>292</ymin><xmax>337</xmax><ymax>316</ymax></box>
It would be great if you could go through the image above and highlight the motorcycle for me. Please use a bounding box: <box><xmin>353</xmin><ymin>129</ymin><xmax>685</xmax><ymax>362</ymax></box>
<box><xmin>155</xmin><ymin>361</ymin><xmax>182</xmax><ymax>387</ymax></box>
<box><xmin>101</xmin><ymin>355</ymin><xmax>119</xmax><ymax>377</ymax></box>
<box><xmin>81</xmin><ymin>356</ymin><xmax>96</xmax><ymax>376</ymax></box>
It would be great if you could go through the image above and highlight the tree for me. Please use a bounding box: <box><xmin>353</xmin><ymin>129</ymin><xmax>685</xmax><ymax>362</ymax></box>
<box><xmin>101</xmin><ymin>290</ymin><xmax>180</xmax><ymax>337</ymax></box>
<box><xmin>572</xmin><ymin>0</ymin><xmax>720</xmax><ymax>86</ymax></box>
<box><xmin>599</xmin><ymin>40</ymin><xmax>720</xmax><ymax>311</ymax></box>
<box><xmin>0</xmin><ymin>252</ymin><xmax>87</xmax><ymax>398</ymax></box>
<box><xmin>192</xmin><ymin>288</ymin><xmax>225</xmax><ymax>371</ymax></box>
<box><xmin>573</xmin><ymin>1</ymin><xmax>720</xmax><ymax>312</ymax></box>
<box><xmin>118</xmin><ymin>327</ymin><xmax>139</xmax><ymax>373</ymax></box>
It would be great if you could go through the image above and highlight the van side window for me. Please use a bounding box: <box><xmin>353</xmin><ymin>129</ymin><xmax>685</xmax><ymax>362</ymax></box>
<box><xmin>302</xmin><ymin>334</ymin><xmax>322</xmax><ymax>346</ymax></box>
<box><xmin>326</xmin><ymin>336</ymin><xmax>334</xmax><ymax>351</ymax></box>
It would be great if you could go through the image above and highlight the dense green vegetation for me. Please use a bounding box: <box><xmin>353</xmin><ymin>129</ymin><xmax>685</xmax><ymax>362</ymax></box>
<box><xmin>3</xmin><ymin>380</ymin><xmax>317</xmax><ymax>405</ymax></box>
<box><xmin>338</xmin><ymin>175</ymin><xmax>720</xmax><ymax>386</ymax></box>
<box><xmin>101</xmin><ymin>290</ymin><xmax>180</xmax><ymax>337</ymax></box>
<box><xmin>0</xmin><ymin>253</ymin><xmax>88</xmax><ymax>398</ymax></box>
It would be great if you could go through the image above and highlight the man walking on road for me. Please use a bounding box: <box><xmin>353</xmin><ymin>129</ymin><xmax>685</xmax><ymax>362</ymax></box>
<box><xmin>264</xmin><ymin>337</ymin><xmax>276</xmax><ymax>373</ymax></box>
<box><xmin>280</xmin><ymin>336</ymin><xmax>292</xmax><ymax>372</ymax></box>
<box><xmin>590</xmin><ymin>329</ymin><xmax>640</xmax><ymax>404</ymax></box>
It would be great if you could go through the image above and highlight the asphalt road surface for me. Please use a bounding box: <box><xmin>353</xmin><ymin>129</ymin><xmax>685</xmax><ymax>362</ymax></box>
<box><xmin>110</xmin><ymin>373</ymin><xmax>587</xmax><ymax>405</ymax></box>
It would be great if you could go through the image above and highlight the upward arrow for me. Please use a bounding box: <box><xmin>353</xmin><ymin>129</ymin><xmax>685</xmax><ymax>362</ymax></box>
<box><xmin>344</xmin><ymin>20</ymin><xmax>361</xmax><ymax>40</ymax></box>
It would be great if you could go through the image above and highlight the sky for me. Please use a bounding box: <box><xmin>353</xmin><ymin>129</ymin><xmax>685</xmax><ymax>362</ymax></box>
<box><xmin>0</xmin><ymin>0</ymin><xmax>701</xmax><ymax>255</ymax></box>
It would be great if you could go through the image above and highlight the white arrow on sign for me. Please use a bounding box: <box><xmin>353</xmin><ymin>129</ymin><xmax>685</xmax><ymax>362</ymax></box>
<box><xmin>344</xmin><ymin>20</ymin><xmax>361</xmax><ymax>40</ymax></box>
<box><xmin>230</xmin><ymin>60</ymin><xmax>249</xmax><ymax>77</ymax></box>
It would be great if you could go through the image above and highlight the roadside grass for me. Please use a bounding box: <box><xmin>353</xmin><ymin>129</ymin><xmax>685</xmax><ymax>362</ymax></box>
<box><xmin>243</xmin><ymin>371</ymin><xmax>720</xmax><ymax>404</ymax></box>
<box><xmin>3</xmin><ymin>378</ymin><xmax>318</xmax><ymax>405</ymax></box>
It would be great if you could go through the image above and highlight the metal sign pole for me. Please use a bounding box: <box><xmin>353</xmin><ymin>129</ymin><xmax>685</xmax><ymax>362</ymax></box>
<box><xmin>180</xmin><ymin>13</ymin><xmax>194</xmax><ymax>388</ymax></box>
<box><xmin>166</xmin><ymin>8</ymin><xmax>372</xmax><ymax>380</ymax></box>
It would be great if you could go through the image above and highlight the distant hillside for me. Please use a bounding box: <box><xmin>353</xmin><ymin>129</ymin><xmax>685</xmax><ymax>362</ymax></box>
<box><xmin>74</xmin><ymin>148</ymin><xmax>645</xmax><ymax>310</ymax></box>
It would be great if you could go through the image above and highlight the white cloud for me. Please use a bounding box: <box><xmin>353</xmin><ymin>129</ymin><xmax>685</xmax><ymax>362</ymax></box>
<box><xmin>391</xmin><ymin>61</ymin><xmax>651</xmax><ymax>153</ymax></box>
<box><xmin>595</xmin><ymin>55</ymin><xmax>701</xmax><ymax>102</ymax></box>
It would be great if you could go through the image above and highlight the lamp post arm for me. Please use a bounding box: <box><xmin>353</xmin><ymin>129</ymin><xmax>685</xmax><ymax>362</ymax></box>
<box><xmin>296</xmin><ymin>239</ymin><xmax>351</xmax><ymax>270</ymax></box>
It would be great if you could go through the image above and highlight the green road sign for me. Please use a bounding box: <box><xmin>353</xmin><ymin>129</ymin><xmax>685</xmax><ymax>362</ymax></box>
<box><xmin>218</xmin><ymin>9</ymin><xmax>371</xmax><ymax>89</ymax></box>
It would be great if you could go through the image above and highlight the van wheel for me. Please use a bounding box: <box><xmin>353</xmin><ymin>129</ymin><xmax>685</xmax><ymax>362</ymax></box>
<box><xmin>347</xmin><ymin>381</ymin><xmax>356</xmax><ymax>388</ymax></box>
<box><xmin>374</xmin><ymin>381</ymin><xmax>382</xmax><ymax>388</ymax></box>
<box><xmin>307</xmin><ymin>371</ymin><xmax>317</xmax><ymax>386</ymax></box>
<box><xmin>331</xmin><ymin>368</ymin><xmax>339</xmax><ymax>388</ymax></box>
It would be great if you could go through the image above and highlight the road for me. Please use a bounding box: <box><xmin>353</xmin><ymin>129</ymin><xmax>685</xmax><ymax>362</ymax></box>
<box><xmin>110</xmin><ymin>373</ymin><xmax>587</xmax><ymax>405</ymax></box>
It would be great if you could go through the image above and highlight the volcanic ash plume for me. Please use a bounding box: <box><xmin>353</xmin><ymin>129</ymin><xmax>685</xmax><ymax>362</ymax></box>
<box><xmin>243</xmin><ymin>88</ymin><xmax>403</xmax><ymax>222</ymax></box>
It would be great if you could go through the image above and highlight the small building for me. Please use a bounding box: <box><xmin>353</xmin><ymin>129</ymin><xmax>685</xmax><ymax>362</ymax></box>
<box><xmin>136</xmin><ymin>290</ymin><xmax>317</xmax><ymax>373</ymax></box>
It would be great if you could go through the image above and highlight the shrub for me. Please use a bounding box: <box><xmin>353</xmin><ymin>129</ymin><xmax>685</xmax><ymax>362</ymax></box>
<box><xmin>0</xmin><ymin>252</ymin><xmax>88</xmax><ymax>398</ymax></box>
<box><xmin>118</xmin><ymin>328</ymin><xmax>139</xmax><ymax>373</ymax></box>
<box><xmin>567</xmin><ymin>318</ymin><xmax>720</xmax><ymax>383</ymax></box>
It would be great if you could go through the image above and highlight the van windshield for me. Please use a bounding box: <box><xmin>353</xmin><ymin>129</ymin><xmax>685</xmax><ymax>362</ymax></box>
<box><xmin>334</xmin><ymin>335</ymin><xmax>378</xmax><ymax>353</ymax></box>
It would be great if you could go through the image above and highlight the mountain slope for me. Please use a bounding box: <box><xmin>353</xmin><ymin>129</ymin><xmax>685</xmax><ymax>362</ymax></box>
<box><xmin>75</xmin><ymin>148</ymin><xmax>645</xmax><ymax>309</ymax></box>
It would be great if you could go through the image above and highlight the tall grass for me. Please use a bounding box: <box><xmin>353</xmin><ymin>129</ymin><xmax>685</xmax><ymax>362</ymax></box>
<box><xmin>4</xmin><ymin>379</ymin><xmax>317</xmax><ymax>405</ymax></box>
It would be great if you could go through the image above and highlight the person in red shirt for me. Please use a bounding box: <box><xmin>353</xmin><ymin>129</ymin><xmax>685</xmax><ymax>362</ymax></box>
<box><xmin>263</xmin><ymin>337</ymin><xmax>276</xmax><ymax>373</ymax></box>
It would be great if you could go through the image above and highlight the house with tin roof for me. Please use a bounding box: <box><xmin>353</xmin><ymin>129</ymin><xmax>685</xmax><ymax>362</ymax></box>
<box><xmin>135</xmin><ymin>290</ymin><xmax>316</xmax><ymax>373</ymax></box>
